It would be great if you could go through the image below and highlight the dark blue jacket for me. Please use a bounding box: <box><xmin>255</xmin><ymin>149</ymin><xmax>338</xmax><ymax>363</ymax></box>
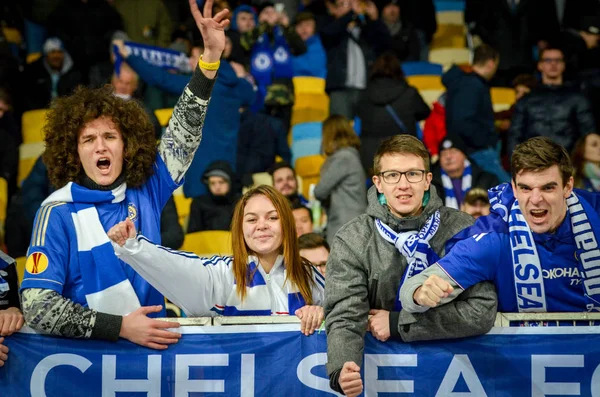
<box><xmin>442</xmin><ymin>65</ymin><xmax>497</xmax><ymax>154</ymax></box>
<box><xmin>126</xmin><ymin>56</ymin><xmax>256</xmax><ymax>198</ymax></box>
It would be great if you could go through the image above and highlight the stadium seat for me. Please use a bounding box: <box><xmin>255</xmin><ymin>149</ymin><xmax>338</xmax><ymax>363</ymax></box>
<box><xmin>293</xmin><ymin>77</ymin><xmax>326</xmax><ymax>95</ymax></box>
<box><xmin>180</xmin><ymin>230</ymin><xmax>233</xmax><ymax>257</ymax></box>
<box><xmin>291</xmin><ymin>94</ymin><xmax>329</xmax><ymax>126</ymax></box>
<box><xmin>154</xmin><ymin>108</ymin><xmax>174</xmax><ymax>128</ymax></box>
<box><xmin>26</xmin><ymin>52</ymin><xmax>42</xmax><ymax>64</ymax></box>
<box><xmin>16</xmin><ymin>256</ymin><xmax>26</xmax><ymax>284</ymax></box>
<box><xmin>431</xmin><ymin>24</ymin><xmax>467</xmax><ymax>49</ymax></box>
<box><xmin>429</xmin><ymin>48</ymin><xmax>471</xmax><ymax>68</ymax></box>
<box><xmin>0</xmin><ymin>177</ymin><xmax>6</xmax><ymax>241</ymax></box>
<box><xmin>22</xmin><ymin>109</ymin><xmax>49</xmax><ymax>143</ymax></box>
<box><xmin>291</xmin><ymin>122</ymin><xmax>322</xmax><ymax>163</ymax></box>
<box><xmin>434</xmin><ymin>0</ymin><xmax>465</xmax><ymax>12</ymax></box>
<box><xmin>18</xmin><ymin>144</ymin><xmax>44</xmax><ymax>185</ymax></box>
<box><xmin>401</xmin><ymin>62</ymin><xmax>443</xmax><ymax>77</ymax></box>
<box><xmin>418</xmin><ymin>89</ymin><xmax>445</xmax><ymax>108</ymax></box>
<box><xmin>173</xmin><ymin>188</ymin><xmax>193</xmax><ymax>230</ymax></box>
<box><xmin>295</xmin><ymin>154</ymin><xmax>325</xmax><ymax>197</ymax></box>
<box><xmin>406</xmin><ymin>75</ymin><xmax>444</xmax><ymax>90</ymax></box>
<box><xmin>491</xmin><ymin>87</ymin><xmax>516</xmax><ymax>105</ymax></box>
<box><xmin>436</xmin><ymin>10</ymin><xmax>464</xmax><ymax>25</ymax></box>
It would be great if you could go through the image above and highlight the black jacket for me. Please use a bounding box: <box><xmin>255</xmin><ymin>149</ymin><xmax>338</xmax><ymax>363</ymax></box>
<box><xmin>320</xmin><ymin>12</ymin><xmax>390</xmax><ymax>92</ymax></box>
<box><xmin>443</xmin><ymin>65</ymin><xmax>497</xmax><ymax>154</ymax></box>
<box><xmin>508</xmin><ymin>84</ymin><xmax>596</xmax><ymax>154</ymax></box>
<box><xmin>187</xmin><ymin>161</ymin><xmax>240</xmax><ymax>233</ymax></box>
<box><xmin>357</xmin><ymin>77</ymin><xmax>430</xmax><ymax>172</ymax></box>
<box><xmin>161</xmin><ymin>196</ymin><xmax>184</xmax><ymax>250</ymax></box>
<box><xmin>24</xmin><ymin>57</ymin><xmax>83</xmax><ymax>110</ymax></box>
<box><xmin>431</xmin><ymin>161</ymin><xmax>499</xmax><ymax>205</ymax></box>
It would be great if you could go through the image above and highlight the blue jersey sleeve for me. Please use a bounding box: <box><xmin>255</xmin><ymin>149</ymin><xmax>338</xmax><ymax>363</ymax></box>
<box><xmin>144</xmin><ymin>153</ymin><xmax>181</xmax><ymax>212</ymax></box>
<box><xmin>437</xmin><ymin>232</ymin><xmax>503</xmax><ymax>290</ymax></box>
<box><xmin>20</xmin><ymin>203</ymin><xmax>71</xmax><ymax>293</ymax></box>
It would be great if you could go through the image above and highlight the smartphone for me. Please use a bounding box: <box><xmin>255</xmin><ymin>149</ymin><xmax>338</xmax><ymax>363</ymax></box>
<box><xmin>275</xmin><ymin>3</ymin><xmax>285</xmax><ymax>13</ymax></box>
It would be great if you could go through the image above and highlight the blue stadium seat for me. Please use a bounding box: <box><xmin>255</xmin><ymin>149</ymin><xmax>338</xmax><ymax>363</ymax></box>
<box><xmin>434</xmin><ymin>0</ymin><xmax>465</xmax><ymax>12</ymax></box>
<box><xmin>401</xmin><ymin>61</ymin><xmax>443</xmax><ymax>77</ymax></box>
<box><xmin>291</xmin><ymin>121</ymin><xmax>322</xmax><ymax>142</ymax></box>
<box><xmin>291</xmin><ymin>138</ymin><xmax>322</xmax><ymax>166</ymax></box>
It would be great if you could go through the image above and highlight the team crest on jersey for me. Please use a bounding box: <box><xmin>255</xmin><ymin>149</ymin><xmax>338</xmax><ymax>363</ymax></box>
<box><xmin>128</xmin><ymin>203</ymin><xmax>138</xmax><ymax>222</ymax></box>
<box><xmin>273</xmin><ymin>47</ymin><xmax>288</xmax><ymax>63</ymax></box>
<box><xmin>26</xmin><ymin>252</ymin><xmax>49</xmax><ymax>275</ymax></box>
<box><xmin>253</xmin><ymin>53</ymin><xmax>272</xmax><ymax>71</ymax></box>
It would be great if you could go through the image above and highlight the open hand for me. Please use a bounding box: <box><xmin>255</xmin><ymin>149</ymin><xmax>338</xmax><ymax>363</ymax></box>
<box><xmin>108</xmin><ymin>218</ymin><xmax>137</xmax><ymax>247</ymax></box>
<box><xmin>295</xmin><ymin>305</ymin><xmax>324</xmax><ymax>336</ymax></box>
<box><xmin>120</xmin><ymin>305</ymin><xmax>181</xmax><ymax>350</ymax></box>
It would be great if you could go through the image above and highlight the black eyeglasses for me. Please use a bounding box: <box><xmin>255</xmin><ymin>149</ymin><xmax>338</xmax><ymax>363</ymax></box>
<box><xmin>378</xmin><ymin>170</ymin><xmax>426</xmax><ymax>184</ymax></box>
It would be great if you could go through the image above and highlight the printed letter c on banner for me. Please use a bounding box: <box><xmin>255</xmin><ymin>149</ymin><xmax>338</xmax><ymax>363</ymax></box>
<box><xmin>26</xmin><ymin>252</ymin><xmax>49</xmax><ymax>275</ymax></box>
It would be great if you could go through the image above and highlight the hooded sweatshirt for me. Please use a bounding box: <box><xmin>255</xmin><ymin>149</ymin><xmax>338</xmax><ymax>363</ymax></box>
<box><xmin>325</xmin><ymin>184</ymin><xmax>497</xmax><ymax>391</ymax></box>
<box><xmin>187</xmin><ymin>161</ymin><xmax>240</xmax><ymax>233</ymax></box>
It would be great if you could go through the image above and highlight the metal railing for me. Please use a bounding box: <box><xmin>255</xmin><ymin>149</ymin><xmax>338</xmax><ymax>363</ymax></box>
<box><xmin>160</xmin><ymin>313</ymin><xmax>600</xmax><ymax>327</ymax></box>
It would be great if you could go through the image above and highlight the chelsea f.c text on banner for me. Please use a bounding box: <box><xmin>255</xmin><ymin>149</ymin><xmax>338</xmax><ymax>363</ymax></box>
<box><xmin>4</xmin><ymin>325</ymin><xmax>600</xmax><ymax>396</ymax></box>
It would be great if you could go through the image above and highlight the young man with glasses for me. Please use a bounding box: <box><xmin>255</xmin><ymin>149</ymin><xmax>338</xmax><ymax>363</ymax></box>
<box><xmin>509</xmin><ymin>47</ymin><xmax>595</xmax><ymax>154</ymax></box>
<box><xmin>324</xmin><ymin>134</ymin><xmax>498</xmax><ymax>397</ymax></box>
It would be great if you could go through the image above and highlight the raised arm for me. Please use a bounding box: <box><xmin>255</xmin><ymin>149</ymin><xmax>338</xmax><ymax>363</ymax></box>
<box><xmin>158</xmin><ymin>0</ymin><xmax>230</xmax><ymax>184</ymax></box>
<box><xmin>109</xmin><ymin>219</ymin><xmax>233</xmax><ymax>316</ymax></box>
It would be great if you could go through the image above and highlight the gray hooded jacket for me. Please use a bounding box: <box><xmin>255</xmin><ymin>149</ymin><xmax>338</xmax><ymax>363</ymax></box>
<box><xmin>325</xmin><ymin>185</ymin><xmax>498</xmax><ymax>387</ymax></box>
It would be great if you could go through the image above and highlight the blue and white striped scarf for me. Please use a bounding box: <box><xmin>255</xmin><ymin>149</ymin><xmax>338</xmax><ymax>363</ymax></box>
<box><xmin>375</xmin><ymin>211</ymin><xmax>442</xmax><ymax>310</ymax></box>
<box><xmin>42</xmin><ymin>182</ymin><xmax>141</xmax><ymax>315</ymax></box>
<box><xmin>441</xmin><ymin>159</ymin><xmax>472</xmax><ymax>209</ymax></box>
<box><xmin>488</xmin><ymin>183</ymin><xmax>600</xmax><ymax>312</ymax></box>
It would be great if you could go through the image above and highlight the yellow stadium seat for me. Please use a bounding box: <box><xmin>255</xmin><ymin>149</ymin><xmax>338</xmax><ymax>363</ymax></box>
<box><xmin>431</xmin><ymin>24</ymin><xmax>467</xmax><ymax>49</ymax></box>
<box><xmin>406</xmin><ymin>75</ymin><xmax>444</xmax><ymax>91</ymax></box>
<box><xmin>22</xmin><ymin>109</ymin><xmax>49</xmax><ymax>143</ymax></box>
<box><xmin>292</xmin><ymin>94</ymin><xmax>330</xmax><ymax>126</ymax></box>
<box><xmin>0</xmin><ymin>177</ymin><xmax>7</xmax><ymax>224</ymax></box>
<box><xmin>173</xmin><ymin>189</ymin><xmax>193</xmax><ymax>230</ymax></box>
<box><xmin>180</xmin><ymin>230</ymin><xmax>233</xmax><ymax>257</ymax></box>
<box><xmin>491</xmin><ymin>87</ymin><xmax>516</xmax><ymax>105</ymax></box>
<box><xmin>295</xmin><ymin>154</ymin><xmax>325</xmax><ymax>198</ymax></box>
<box><xmin>26</xmin><ymin>52</ymin><xmax>42</xmax><ymax>64</ymax></box>
<box><xmin>154</xmin><ymin>108</ymin><xmax>174</xmax><ymax>127</ymax></box>
<box><xmin>3</xmin><ymin>27</ymin><xmax>22</xmax><ymax>45</ymax></box>
<box><xmin>19</xmin><ymin>143</ymin><xmax>45</xmax><ymax>185</ymax></box>
<box><xmin>418</xmin><ymin>89</ymin><xmax>445</xmax><ymax>108</ymax></box>
<box><xmin>16</xmin><ymin>256</ymin><xmax>26</xmax><ymax>285</ymax></box>
<box><xmin>436</xmin><ymin>11</ymin><xmax>464</xmax><ymax>25</ymax></box>
<box><xmin>429</xmin><ymin>48</ymin><xmax>471</xmax><ymax>69</ymax></box>
<box><xmin>293</xmin><ymin>77</ymin><xmax>326</xmax><ymax>95</ymax></box>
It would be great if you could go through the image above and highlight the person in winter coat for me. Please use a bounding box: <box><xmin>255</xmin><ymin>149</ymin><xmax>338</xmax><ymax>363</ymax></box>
<box><xmin>24</xmin><ymin>37</ymin><xmax>84</xmax><ymax>110</ymax></box>
<box><xmin>314</xmin><ymin>115</ymin><xmax>367</xmax><ymax>244</ymax></box>
<box><xmin>431</xmin><ymin>136</ymin><xmax>499</xmax><ymax>210</ymax></box>
<box><xmin>187</xmin><ymin>161</ymin><xmax>240</xmax><ymax>233</ymax></box>
<box><xmin>292</xmin><ymin>11</ymin><xmax>327</xmax><ymax>78</ymax></box>
<box><xmin>508</xmin><ymin>47</ymin><xmax>596</xmax><ymax>155</ymax></box>
<box><xmin>357</xmin><ymin>52</ymin><xmax>430</xmax><ymax>174</ymax></box>
<box><xmin>113</xmin><ymin>39</ymin><xmax>256</xmax><ymax>198</ymax></box>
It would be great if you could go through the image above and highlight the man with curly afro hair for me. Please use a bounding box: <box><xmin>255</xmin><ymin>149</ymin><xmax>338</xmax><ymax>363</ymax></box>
<box><xmin>13</xmin><ymin>0</ymin><xmax>231</xmax><ymax>354</ymax></box>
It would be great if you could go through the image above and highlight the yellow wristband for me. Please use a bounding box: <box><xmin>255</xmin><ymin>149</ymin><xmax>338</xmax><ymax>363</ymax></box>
<box><xmin>198</xmin><ymin>55</ymin><xmax>220</xmax><ymax>71</ymax></box>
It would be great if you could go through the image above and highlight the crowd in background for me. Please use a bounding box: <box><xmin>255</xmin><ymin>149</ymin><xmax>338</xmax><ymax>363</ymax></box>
<box><xmin>0</xmin><ymin>0</ymin><xmax>598</xmax><ymax>288</ymax></box>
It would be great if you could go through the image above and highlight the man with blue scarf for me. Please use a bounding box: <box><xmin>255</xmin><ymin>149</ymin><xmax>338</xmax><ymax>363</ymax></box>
<box><xmin>401</xmin><ymin>137</ymin><xmax>600</xmax><ymax>314</ymax></box>
<box><xmin>325</xmin><ymin>135</ymin><xmax>497</xmax><ymax>397</ymax></box>
<box><xmin>19</xmin><ymin>0</ymin><xmax>229</xmax><ymax>350</ymax></box>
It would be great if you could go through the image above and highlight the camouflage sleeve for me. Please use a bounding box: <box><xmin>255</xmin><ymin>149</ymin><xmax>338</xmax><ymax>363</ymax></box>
<box><xmin>21</xmin><ymin>288</ymin><xmax>122</xmax><ymax>341</ymax></box>
<box><xmin>158</xmin><ymin>66</ymin><xmax>216</xmax><ymax>184</ymax></box>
